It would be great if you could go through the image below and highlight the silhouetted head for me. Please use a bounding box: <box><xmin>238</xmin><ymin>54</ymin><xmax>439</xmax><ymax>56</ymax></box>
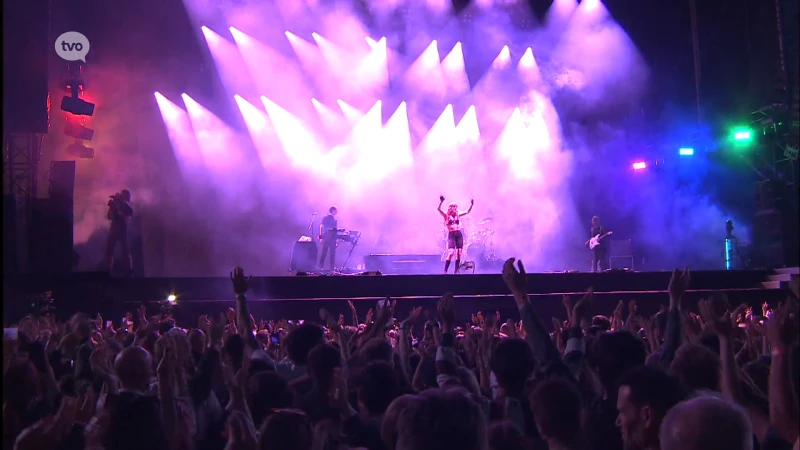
<box><xmin>329</xmin><ymin>206</ymin><xmax>337</xmax><ymax>215</ymax></box>
<box><xmin>660</xmin><ymin>395</ymin><xmax>753</xmax><ymax>450</ymax></box>
<box><xmin>616</xmin><ymin>366</ymin><xmax>686</xmax><ymax>450</ymax></box>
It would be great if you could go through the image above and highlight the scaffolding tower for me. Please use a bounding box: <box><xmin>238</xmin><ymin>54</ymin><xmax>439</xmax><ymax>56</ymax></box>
<box><xmin>3</xmin><ymin>133</ymin><xmax>43</xmax><ymax>274</ymax></box>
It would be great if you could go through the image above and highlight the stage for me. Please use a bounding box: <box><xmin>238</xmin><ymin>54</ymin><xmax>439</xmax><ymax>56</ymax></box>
<box><xmin>3</xmin><ymin>269</ymin><xmax>794</xmax><ymax>325</ymax></box>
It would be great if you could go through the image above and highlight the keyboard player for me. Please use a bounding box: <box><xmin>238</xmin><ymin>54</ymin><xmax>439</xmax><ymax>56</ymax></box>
<box><xmin>318</xmin><ymin>206</ymin><xmax>339</xmax><ymax>270</ymax></box>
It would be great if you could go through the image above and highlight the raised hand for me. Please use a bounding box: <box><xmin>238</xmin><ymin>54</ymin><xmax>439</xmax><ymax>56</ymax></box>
<box><xmin>505</xmin><ymin>319</ymin><xmax>517</xmax><ymax>338</ymax></box>
<box><xmin>157</xmin><ymin>345</ymin><xmax>176</xmax><ymax>385</ymax></box>
<box><xmin>551</xmin><ymin>317</ymin><xmax>564</xmax><ymax>352</ymax></box>
<box><xmin>571</xmin><ymin>288</ymin><xmax>594</xmax><ymax>328</ymax></box>
<box><xmin>470</xmin><ymin>199</ymin><xmax>474</xmax><ymax>205</ymax></box>
<box><xmin>400</xmin><ymin>306</ymin><xmax>423</xmax><ymax>330</ymax></box>
<box><xmin>668</xmin><ymin>266</ymin><xmax>691</xmax><ymax>305</ymax></box>
<box><xmin>437</xmin><ymin>293</ymin><xmax>456</xmax><ymax>329</ymax></box>
<box><xmin>365</xmin><ymin>308</ymin><xmax>374</xmax><ymax>324</ymax></box>
<box><xmin>439</xmin><ymin>195</ymin><xmax>445</xmax><ymax>203</ymax></box>
<box><xmin>230</xmin><ymin>266</ymin><xmax>251</xmax><ymax>295</ymax></box>
<box><xmin>319</xmin><ymin>308</ymin><xmax>341</xmax><ymax>333</ymax></box>
<box><xmin>698</xmin><ymin>298</ymin><xmax>733</xmax><ymax>338</ymax></box>
<box><xmin>730</xmin><ymin>303</ymin><xmax>749</xmax><ymax>323</ymax></box>
<box><xmin>198</xmin><ymin>314</ymin><xmax>211</xmax><ymax>332</ymax></box>
<box><xmin>628</xmin><ymin>299</ymin><xmax>638</xmax><ymax>317</ymax></box>
<box><xmin>502</xmin><ymin>258</ymin><xmax>528</xmax><ymax>297</ymax></box>
<box><xmin>562</xmin><ymin>295</ymin><xmax>574</xmax><ymax>324</ymax></box>
<box><xmin>375</xmin><ymin>298</ymin><xmax>394</xmax><ymax>329</ymax></box>
<box><xmin>765</xmin><ymin>300</ymin><xmax>797</xmax><ymax>349</ymax></box>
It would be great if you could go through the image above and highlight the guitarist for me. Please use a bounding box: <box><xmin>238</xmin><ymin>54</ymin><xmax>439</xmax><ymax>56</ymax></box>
<box><xmin>318</xmin><ymin>206</ymin><xmax>339</xmax><ymax>270</ymax></box>
<box><xmin>589</xmin><ymin>216</ymin><xmax>609</xmax><ymax>272</ymax></box>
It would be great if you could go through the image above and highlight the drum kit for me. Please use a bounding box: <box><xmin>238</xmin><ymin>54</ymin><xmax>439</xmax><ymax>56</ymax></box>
<box><xmin>435</xmin><ymin>216</ymin><xmax>498</xmax><ymax>268</ymax></box>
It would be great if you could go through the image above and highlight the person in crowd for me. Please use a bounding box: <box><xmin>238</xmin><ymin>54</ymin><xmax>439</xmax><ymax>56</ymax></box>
<box><xmin>3</xmin><ymin>261</ymin><xmax>798</xmax><ymax>450</ymax></box>
<box><xmin>530</xmin><ymin>378</ymin><xmax>589</xmax><ymax>450</ymax></box>
<box><xmin>669</xmin><ymin>343</ymin><xmax>721</xmax><ymax>393</ymax></box>
<box><xmin>660</xmin><ymin>396</ymin><xmax>754</xmax><ymax>450</ymax></box>
<box><xmin>615</xmin><ymin>365</ymin><xmax>687</xmax><ymax>450</ymax></box>
<box><xmin>395</xmin><ymin>388</ymin><xmax>488</xmax><ymax>450</ymax></box>
<box><xmin>487</xmin><ymin>420</ymin><xmax>528</xmax><ymax>450</ymax></box>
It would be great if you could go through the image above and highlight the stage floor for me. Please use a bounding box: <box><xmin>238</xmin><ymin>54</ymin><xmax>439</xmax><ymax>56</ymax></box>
<box><xmin>3</xmin><ymin>269</ymin><xmax>789</xmax><ymax>323</ymax></box>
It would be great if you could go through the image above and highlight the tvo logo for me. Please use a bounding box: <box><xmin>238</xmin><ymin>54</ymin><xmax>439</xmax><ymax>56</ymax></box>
<box><xmin>55</xmin><ymin>31</ymin><xmax>90</xmax><ymax>62</ymax></box>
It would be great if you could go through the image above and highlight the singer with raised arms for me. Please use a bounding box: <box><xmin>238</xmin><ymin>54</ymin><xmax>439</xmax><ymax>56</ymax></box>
<box><xmin>438</xmin><ymin>195</ymin><xmax>473</xmax><ymax>274</ymax></box>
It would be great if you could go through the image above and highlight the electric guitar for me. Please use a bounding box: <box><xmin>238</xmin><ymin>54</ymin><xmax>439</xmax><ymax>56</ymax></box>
<box><xmin>587</xmin><ymin>231</ymin><xmax>613</xmax><ymax>250</ymax></box>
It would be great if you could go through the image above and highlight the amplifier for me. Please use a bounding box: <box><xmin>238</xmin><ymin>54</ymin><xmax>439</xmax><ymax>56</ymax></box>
<box><xmin>290</xmin><ymin>239</ymin><xmax>318</xmax><ymax>272</ymax></box>
<box><xmin>364</xmin><ymin>254</ymin><xmax>442</xmax><ymax>274</ymax></box>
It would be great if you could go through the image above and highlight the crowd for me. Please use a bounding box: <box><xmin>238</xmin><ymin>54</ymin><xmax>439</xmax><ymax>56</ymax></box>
<box><xmin>2</xmin><ymin>259</ymin><xmax>799</xmax><ymax>450</ymax></box>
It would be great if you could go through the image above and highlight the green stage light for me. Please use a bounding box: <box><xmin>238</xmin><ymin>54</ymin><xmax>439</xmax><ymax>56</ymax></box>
<box><xmin>732</xmin><ymin>128</ymin><xmax>753</xmax><ymax>142</ymax></box>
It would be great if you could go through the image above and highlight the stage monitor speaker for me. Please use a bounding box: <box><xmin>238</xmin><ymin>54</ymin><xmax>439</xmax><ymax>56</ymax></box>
<box><xmin>291</xmin><ymin>239</ymin><xmax>318</xmax><ymax>272</ymax></box>
<box><xmin>364</xmin><ymin>254</ymin><xmax>442</xmax><ymax>274</ymax></box>
<box><xmin>2</xmin><ymin>0</ymin><xmax>50</xmax><ymax>133</ymax></box>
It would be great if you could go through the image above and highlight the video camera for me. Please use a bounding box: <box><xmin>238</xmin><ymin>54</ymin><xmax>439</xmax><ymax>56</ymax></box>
<box><xmin>108</xmin><ymin>191</ymin><xmax>128</xmax><ymax>207</ymax></box>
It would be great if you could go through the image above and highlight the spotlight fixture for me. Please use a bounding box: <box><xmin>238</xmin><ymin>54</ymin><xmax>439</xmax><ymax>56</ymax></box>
<box><xmin>66</xmin><ymin>141</ymin><xmax>95</xmax><ymax>159</ymax></box>
<box><xmin>64</xmin><ymin>119</ymin><xmax>94</xmax><ymax>140</ymax></box>
<box><xmin>61</xmin><ymin>94</ymin><xmax>95</xmax><ymax>116</ymax></box>
<box><xmin>60</xmin><ymin>68</ymin><xmax>95</xmax><ymax>116</ymax></box>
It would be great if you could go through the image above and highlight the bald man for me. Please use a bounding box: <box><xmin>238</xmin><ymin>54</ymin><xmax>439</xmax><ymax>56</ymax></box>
<box><xmin>660</xmin><ymin>396</ymin><xmax>752</xmax><ymax>450</ymax></box>
<box><xmin>114</xmin><ymin>346</ymin><xmax>153</xmax><ymax>393</ymax></box>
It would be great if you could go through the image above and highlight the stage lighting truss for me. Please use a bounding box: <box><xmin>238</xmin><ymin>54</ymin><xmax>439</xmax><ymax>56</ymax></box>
<box><xmin>746</xmin><ymin>105</ymin><xmax>798</xmax><ymax>187</ymax></box>
<box><xmin>60</xmin><ymin>63</ymin><xmax>95</xmax><ymax>158</ymax></box>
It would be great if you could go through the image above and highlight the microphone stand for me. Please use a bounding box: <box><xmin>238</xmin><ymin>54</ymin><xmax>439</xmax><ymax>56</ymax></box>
<box><xmin>308</xmin><ymin>212</ymin><xmax>317</xmax><ymax>235</ymax></box>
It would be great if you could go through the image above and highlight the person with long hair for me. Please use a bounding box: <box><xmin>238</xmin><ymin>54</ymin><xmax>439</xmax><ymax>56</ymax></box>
<box><xmin>438</xmin><ymin>195</ymin><xmax>473</xmax><ymax>274</ymax></box>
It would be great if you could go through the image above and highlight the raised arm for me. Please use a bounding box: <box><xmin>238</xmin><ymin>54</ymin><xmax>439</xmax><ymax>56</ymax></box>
<box><xmin>231</xmin><ymin>267</ymin><xmax>257</xmax><ymax>351</ymax></box>
<box><xmin>437</xmin><ymin>196</ymin><xmax>447</xmax><ymax>219</ymax></box>
<box><xmin>502</xmin><ymin>258</ymin><xmax>572</xmax><ymax>380</ymax></box>
<box><xmin>649</xmin><ymin>267</ymin><xmax>689</xmax><ymax>368</ymax></box>
<box><xmin>459</xmin><ymin>199</ymin><xmax>474</xmax><ymax>217</ymax></box>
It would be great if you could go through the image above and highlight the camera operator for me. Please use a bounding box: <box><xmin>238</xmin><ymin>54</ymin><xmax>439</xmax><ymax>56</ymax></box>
<box><xmin>105</xmin><ymin>189</ymin><xmax>133</xmax><ymax>273</ymax></box>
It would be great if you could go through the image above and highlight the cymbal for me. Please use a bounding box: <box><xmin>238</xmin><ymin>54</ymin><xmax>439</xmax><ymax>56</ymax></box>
<box><xmin>477</xmin><ymin>218</ymin><xmax>493</xmax><ymax>225</ymax></box>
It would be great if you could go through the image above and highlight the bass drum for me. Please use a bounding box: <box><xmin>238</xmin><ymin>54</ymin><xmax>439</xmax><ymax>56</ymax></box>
<box><xmin>464</xmin><ymin>242</ymin><xmax>485</xmax><ymax>266</ymax></box>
